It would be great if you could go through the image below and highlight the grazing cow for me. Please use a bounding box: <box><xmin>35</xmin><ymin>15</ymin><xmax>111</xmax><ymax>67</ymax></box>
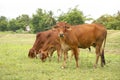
<box><xmin>39</xmin><ymin>30</ymin><xmax>62</xmax><ymax>62</ymax></box>
<box><xmin>28</xmin><ymin>30</ymin><xmax>55</xmax><ymax>58</ymax></box>
<box><xmin>53</xmin><ymin>22</ymin><xmax>107</xmax><ymax>68</ymax></box>
<box><xmin>28</xmin><ymin>29</ymin><xmax>62</xmax><ymax>62</ymax></box>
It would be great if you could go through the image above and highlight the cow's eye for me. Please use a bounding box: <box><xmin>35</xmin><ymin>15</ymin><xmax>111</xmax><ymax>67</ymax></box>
<box><xmin>66</xmin><ymin>26</ymin><xmax>70</xmax><ymax>29</ymax></box>
<box><xmin>54</xmin><ymin>26</ymin><xmax>58</xmax><ymax>28</ymax></box>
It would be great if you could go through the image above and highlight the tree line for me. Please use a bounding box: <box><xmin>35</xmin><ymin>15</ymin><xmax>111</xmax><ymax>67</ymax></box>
<box><xmin>0</xmin><ymin>7</ymin><xmax>120</xmax><ymax>33</ymax></box>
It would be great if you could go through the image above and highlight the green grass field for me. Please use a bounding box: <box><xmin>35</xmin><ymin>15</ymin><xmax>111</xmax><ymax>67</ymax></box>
<box><xmin>0</xmin><ymin>30</ymin><xmax>120</xmax><ymax>80</ymax></box>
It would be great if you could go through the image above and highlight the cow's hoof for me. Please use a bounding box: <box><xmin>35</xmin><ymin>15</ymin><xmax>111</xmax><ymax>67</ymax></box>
<box><xmin>61</xmin><ymin>66</ymin><xmax>65</xmax><ymax>69</ymax></box>
<box><xmin>93</xmin><ymin>64</ymin><xmax>97</xmax><ymax>69</ymax></box>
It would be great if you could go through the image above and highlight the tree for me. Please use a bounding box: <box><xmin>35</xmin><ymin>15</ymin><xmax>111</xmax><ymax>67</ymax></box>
<box><xmin>31</xmin><ymin>8</ymin><xmax>56</xmax><ymax>33</ymax></box>
<box><xmin>114</xmin><ymin>11</ymin><xmax>120</xmax><ymax>29</ymax></box>
<box><xmin>8</xmin><ymin>14</ymin><xmax>31</xmax><ymax>32</ymax></box>
<box><xmin>8</xmin><ymin>19</ymin><xmax>18</xmax><ymax>31</ymax></box>
<box><xmin>57</xmin><ymin>7</ymin><xmax>86</xmax><ymax>25</ymax></box>
<box><xmin>93</xmin><ymin>11</ymin><xmax>120</xmax><ymax>30</ymax></box>
<box><xmin>44</xmin><ymin>11</ymin><xmax>56</xmax><ymax>30</ymax></box>
<box><xmin>15</xmin><ymin>14</ymin><xmax>31</xmax><ymax>30</ymax></box>
<box><xmin>0</xmin><ymin>16</ymin><xmax>8</xmax><ymax>31</ymax></box>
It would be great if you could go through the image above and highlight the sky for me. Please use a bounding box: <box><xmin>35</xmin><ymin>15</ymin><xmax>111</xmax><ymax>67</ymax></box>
<box><xmin>0</xmin><ymin>0</ymin><xmax>120</xmax><ymax>19</ymax></box>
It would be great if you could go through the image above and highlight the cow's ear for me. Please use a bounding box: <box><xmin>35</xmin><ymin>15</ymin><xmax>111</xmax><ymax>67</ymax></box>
<box><xmin>52</xmin><ymin>27</ymin><xmax>57</xmax><ymax>31</ymax></box>
<box><xmin>52</xmin><ymin>27</ymin><xmax>55</xmax><ymax>31</ymax></box>
<box><xmin>53</xmin><ymin>25</ymin><xmax>59</xmax><ymax>28</ymax></box>
<box><xmin>38</xmin><ymin>50</ymin><xmax>41</xmax><ymax>53</ymax></box>
<box><xmin>39</xmin><ymin>49</ymin><xmax>44</xmax><ymax>53</ymax></box>
<box><xmin>67</xmin><ymin>27</ymin><xmax>72</xmax><ymax>31</ymax></box>
<box><xmin>52</xmin><ymin>26</ymin><xmax>56</xmax><ymax>31</ymax></box>
<box><xmin>65</xmin><ymin>24</ymin><xmax>72</xmax><ymax>31</ymax></box>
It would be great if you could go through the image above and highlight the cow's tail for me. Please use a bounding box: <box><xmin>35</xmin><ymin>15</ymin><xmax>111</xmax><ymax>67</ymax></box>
<box><xmin>101</xmin><ymin>34</ymin><xmax>107</xmax><ymax>65</ymax></box>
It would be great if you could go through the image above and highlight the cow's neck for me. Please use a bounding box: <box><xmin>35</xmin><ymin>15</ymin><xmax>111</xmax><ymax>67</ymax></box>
<box><xmin>60</xmin><ymin>38</ymin><xmax>69</xmax><ymax>51</ymax></box>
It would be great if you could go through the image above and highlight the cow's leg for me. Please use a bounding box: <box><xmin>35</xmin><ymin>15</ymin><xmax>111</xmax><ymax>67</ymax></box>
<box><xmin>48</xmin><ymin>50</ymin><xmax>54</xmax><ymax>62</ymax></box>
<box><xmin>100</xmin><ymin>52</ymin><xmax>103</xmax><ymax>67</ymax></box>
<box><xmin>101</xmin><ymin>49</ymin><xmax>105</xmax><ymax>67</ymax></box>
<box><xmin>57</xmin><ymin>48</ymin><xmax>63</xmax><ymax>62</ymax></box>
<box><xmin>62</xmin><ymin>51</ymin><xmax>67</xmax><ymax>68</ymax></box>
<box><xmin>95</xmin><ymin>42</ymin><xmax>105</xmax><ymax>68</ymax></box>
<box><xmin>73</xmin><ymin>48</ymin><xmax>79</xmax><ymax>68</ymax></box>
<box><xmin>70</xmin><ymin>51</ymin><xmax>74</xmax><ymax>61</ymax></box>
<box><xmin>94</xmin><ymin>45</ymin><xmax>101</xmax><ymax>68</ymax></box>
<box><xmin>70</xmin><ymin>48</ymin><xmax>79</xmax><ymax>61</ymax></box>
<box><xmin>57</xmin><ymin>50</ymin><xmax>61</xmax><ymax>62</ymax></box>
<box><xmin>49</xmin><ymin>54</ymin><xmax>52</xmax><ymax>61</ymax></box>
<box><xmin>57</xmin><ymin>50</ymin><xmax>60</xmax><ymax>62</ymax></box>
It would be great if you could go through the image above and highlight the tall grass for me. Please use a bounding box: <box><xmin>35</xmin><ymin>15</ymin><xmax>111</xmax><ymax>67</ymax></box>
<box><xmin>0</xmin><ymin>30</ymin><xmax>120</xmax><ymax>80</ymax></box>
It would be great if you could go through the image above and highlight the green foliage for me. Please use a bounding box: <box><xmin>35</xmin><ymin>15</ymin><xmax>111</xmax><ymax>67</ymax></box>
<box><xmin>0</xmin><ymin>8</ymin><xmax>120</xmax><ymax>33</ymax></box>
<box><xmin>8</xmin><ymin>19</ymin><xmax>19</xmax><ymax>31</ymax></box>
<box><xmin>8</xmin><ymin>14</ymin><xmax>31</xmax><ymax>32</ymax></box>
<box><xmin>0</xmin><ymin>31</ymin><xmax>120</xmax><ymax>80</ymax></box>
<box><xmin>16</xmin><ymin>14</ymin><xmax>31</xmax><ymax>30</ymax></box>
<box><xmin>31</xmin><ymin>9</ymin><xmax>56</xmax><ymax>33</ymax></box>
<box><xmin>58</xmin><ymin>7</ymin><xmax>86</xmax><ymax>25</ymax></box>
<box><xmin>0</xmin><ymin>16</ymin><xmax>8</xmax><ymax>31</ymax></box>
<box><xmin>93</xmin><ymin>11</ymin><xmax>120</xmax><ymax>30</ymax></box>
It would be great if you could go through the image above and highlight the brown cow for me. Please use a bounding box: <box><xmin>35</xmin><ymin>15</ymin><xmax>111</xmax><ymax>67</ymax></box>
<box><xmin>28</xmin><ymin>30</ymin><xmax>56</xmax><ymax>58</ymax></box>
<box><xmin>38</xmin><ymin>30</ymin><xmax>62</xmax><ymax>62</ymax></box>
<box><xmin>28</xmin><ymin>29</ymin><xmax>62</xmax><ymax>62</ymax></box>
<box><xmin>53</xmin><ymin>22</ymin><xmax>107</xmax><ymax>68</ymax></box>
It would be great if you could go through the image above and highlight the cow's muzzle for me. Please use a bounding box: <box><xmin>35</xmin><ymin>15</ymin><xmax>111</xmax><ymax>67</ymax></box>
<box><xmin>59</xmin><ymin>34</ymin><xmax>64</xmax><ymax>38</ymax></box>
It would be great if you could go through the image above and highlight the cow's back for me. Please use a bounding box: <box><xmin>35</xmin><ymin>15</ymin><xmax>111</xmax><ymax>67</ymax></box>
<box><xmin>41</xmin><ymin>29</ymin><xmax>60</xmax><ymax>51</ymax></box>
<box><xmin>31</xmin><ymin>30</ymin><xmax>53</xmax><ymax>52</ymax></box>
<box><xmin>71</xmin><ymin>23</ymin><xmax>107</xmax><ymax>48</ymax></box>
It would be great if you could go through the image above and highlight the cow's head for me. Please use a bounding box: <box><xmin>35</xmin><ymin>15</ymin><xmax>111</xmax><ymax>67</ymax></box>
<box><xmin>39</xmin><ymin>47</ymin><xmax>55</xmax><ymax>62</ymax></box>
<box><xmin>39</xmin><ymin>49</ymin><xmax>48</xmax><ymax>62</ymax></box>
<box><xmin>53</xmin><ymin>22</ymin><xmax>72</xmax><ymax>38</ymax></box>
<box><xmin>28</xmin><ymin>48</ymin><xmax>37</xmax><ymax>58</ymax></box>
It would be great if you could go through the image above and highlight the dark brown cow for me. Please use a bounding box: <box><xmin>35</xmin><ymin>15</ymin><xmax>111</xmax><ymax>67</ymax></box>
<box><xmin>28</xmin><ymin>29</ymin><xmax>62</xmax><ymax>62</ymax></box>
<box><xmin>28</xmin><ymin>30</ymin><xmax>56</xmax><ymax>58</ymax></box>
<box><xmin>38</xmin><ymin>30</ymin><xmax>62</xmax><ymax>62</ymax></box>
<box><xmin>53</xmin><ymin>22</ymin><xmax>107</xmax><ymax>68</ymax></box>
